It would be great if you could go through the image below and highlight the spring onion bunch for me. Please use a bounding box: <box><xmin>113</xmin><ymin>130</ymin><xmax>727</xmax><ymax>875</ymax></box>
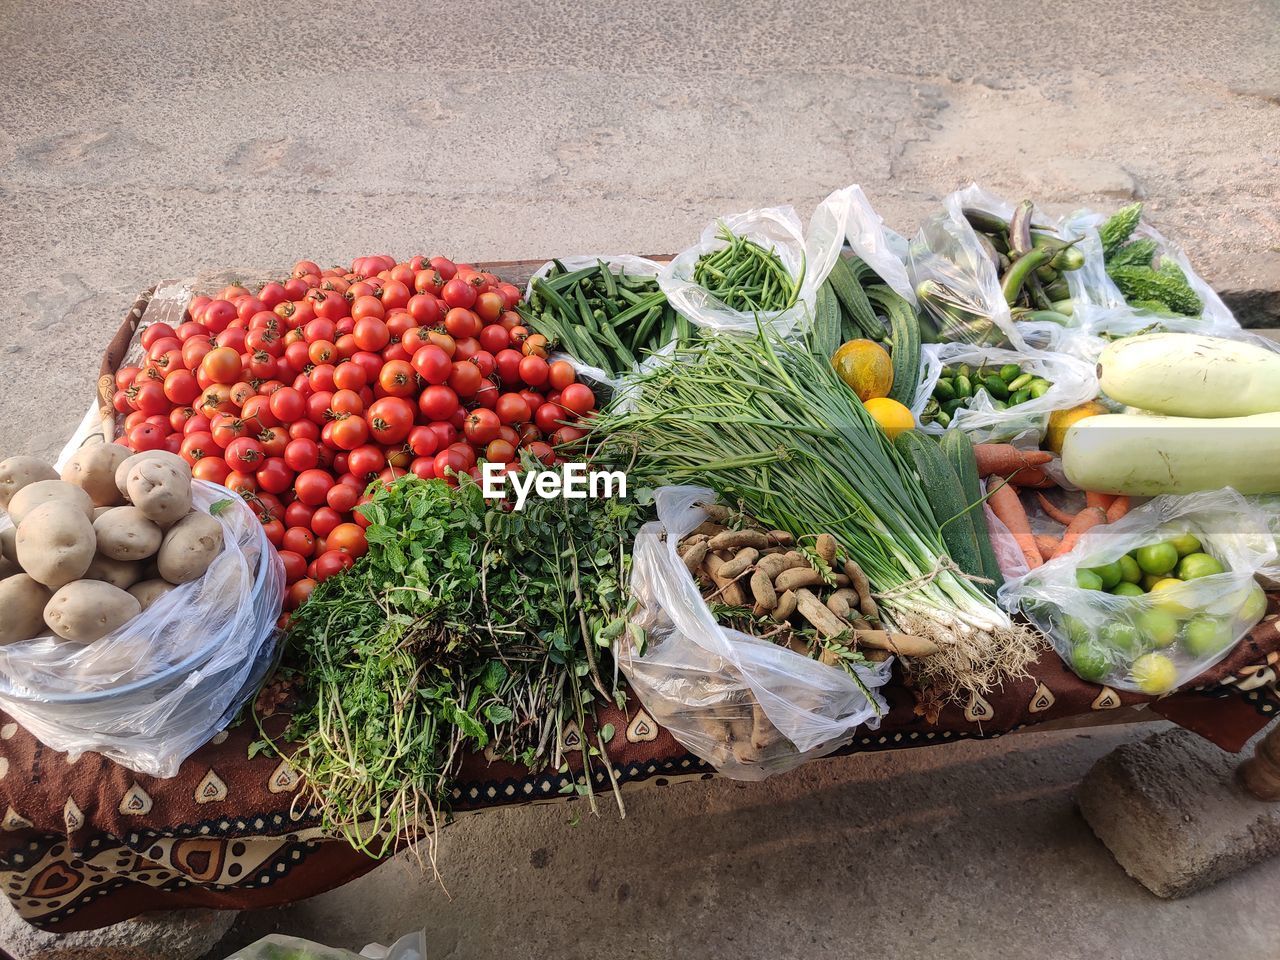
<box><xmin>594</xmin><ymin>331</ymin><xmax>1040</xmax><ymax>695</ymax></box>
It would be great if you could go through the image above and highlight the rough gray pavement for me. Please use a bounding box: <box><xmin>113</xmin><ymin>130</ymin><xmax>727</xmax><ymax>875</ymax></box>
<box><xmin>205</xmin><ymin>723</ymin><xmax>1280</xmax><ymax>960</ymax></box>
<box><xmin>2</xmin><ymin>0</ymin><xmax>1280</xmax><ymax>462</ymax></box>
<box><xmin>1078</xmin><ymin>727</ymin><xmax>1280</xmax><ymax>899</ymax></box>
<box><xmin>2</xmin><ymin>2</ymin><xmax>1280</xmax><ymax>957</ymax></box>
<box><xmin>0</xmin><ymin>900</ymin><xmax>234</xmax><ymax>960</ymax></box>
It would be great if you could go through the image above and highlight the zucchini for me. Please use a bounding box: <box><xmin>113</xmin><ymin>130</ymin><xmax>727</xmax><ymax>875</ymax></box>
<box><xmin>867</xmin><ymin>285</ymin><xmax>921</xmax><ymax>409</ymax></box>
<box><xmin>940</xmin><ymin>430</ymin><xmax>1003</xmax><ymax>593</ymax></box>
<box><xmin>894</xmin><ymin>431</ymin><xmax>984</xmax><ymax>581</ymax></box>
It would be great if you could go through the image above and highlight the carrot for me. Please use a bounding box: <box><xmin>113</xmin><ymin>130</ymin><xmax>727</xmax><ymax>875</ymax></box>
<box><xmin>974</xmin><ymin>444</ymin><xmax>1053</xmax><ymax>478</ymax></box>
<box><xmin>1034</xmin><ymin>534</ymin><xmax>1061</xmax><ymax>561</ymax></box>
<box><xmin>1036</xmin><ymin>493</ymin><xmax>1078</xmax><ymax>526</ymax></box>
<box><xmin>1051</xmin><ymin>507</ymin><xmax>1108</xmax><ymax>558</ymax></box>
<box><xmin>1106</xmin><ymin>495</ymin><xmax>1132</xmax><ymax>523</ymax></box>
<box><xmin>988</xmin><ymin>480</ymin><xmax>1041</xmax><ymax>570</ymax></box>
<box><xmin>1007</xmin><ymin>466</ymin><xmax>1056</xmax><ymax>489</ymax></box>
<box><xmin>1086</xmin><ymin>491</ymin><xmax>1115</xmax><ymax>511</ymax></box>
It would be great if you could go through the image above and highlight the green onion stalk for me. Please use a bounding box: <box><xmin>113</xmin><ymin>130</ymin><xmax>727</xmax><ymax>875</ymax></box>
<box><xmin>592</xmin><ymin>331</ymin><xmax>1040</xmax><ymax>696</ymax></box>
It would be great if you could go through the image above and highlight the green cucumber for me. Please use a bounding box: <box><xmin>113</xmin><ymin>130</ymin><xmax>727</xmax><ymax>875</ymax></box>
<box><xmin>827</xmin><ymin>256</ymin><xmax>882</xmax><ymax>340</ymax></box>
<box><xmin>811</xmin><ymin>280</ymin><xmax>842</xmax><ymax>363</ymax></box>
<box><xmin>895</xmin><ymin>430</ymin><xmax>984</xmax><ymax>583</ymax></box>
<box><xmin>940</xmin><ymin>430</ymin><xmax>1003</xmax><ymax>593</ymax></box>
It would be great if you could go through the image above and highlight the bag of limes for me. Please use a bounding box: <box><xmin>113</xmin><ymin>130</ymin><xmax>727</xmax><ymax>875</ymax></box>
<box><xmin>998</xmin><ymin>489</ymin><xmax>1275</xmax><ymax>694</ymax></box>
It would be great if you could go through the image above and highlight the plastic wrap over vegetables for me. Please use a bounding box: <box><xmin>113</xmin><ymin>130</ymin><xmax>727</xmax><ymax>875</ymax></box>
<box><xmin>0</xmin><ymin>484</ymin><xmax>284</xmax><ymax>777</ymax></box>
<box><xmin>658</xmin><ymin>189</ymin><xmax>852</xmax><ymax>339</ymax></box>
<box><xmin>621</xmin><ymin>486</ymin><xmax>891</xmax><ymax>780</ymax></box>
<box><xmin>916</xmin><ymin>342</ymin><xmax>1099</xmax><ymax>445</ymax></box>
<box><xmin>999</xmin><ymin>490</ymin><xmax>1274</xmax><ymax>695</ymax></box>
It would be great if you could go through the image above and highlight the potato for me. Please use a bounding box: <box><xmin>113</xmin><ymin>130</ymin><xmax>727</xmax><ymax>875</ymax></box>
<box><xmin>157</xmin><ymin>511</ymin><xmax>223</xmax><ymax>584</ymax></box>
<box><xmin>116</xmin><ymin>450</ymin><xmax>190</xmax><ymax>501</ymax></box>
<box><xmin>15</xmin><ymin>501</ymin><xmax>96</xmax><ymax>588</ymax></box>
<box><xmin>83</xmin><ymin>553</ymin><xmax>144</xmax><ymax>590</ymax></box>
<box><xmin>0</xmin><ymin>574</ymin><xmax>52</xmax><ymax>644</ymax></box>
<box><xmin>0</xmin><ymin>456</ymin><xmax>58</xmax><ymax>511</ymax></box>
<box><xmin>62</xmin><ymin>444</ymin><xmax>131</xmax><ymax>507</ymax></box>
<box><xmin>0</xmin><ymin>526</ymin><xmax>14</xmax><ymax>563</ymax></box>
<box><xmin>93</xmin><ymin>506</ymin><xmax>162</xmax><ymax>561</ymax></box>
<box><xmin>126</xmin><ymin>460</ymin><xmax>192</xmax><ymax>527</ymax></box>
<box><xmin>8</xmin><ymin>480</ymin><xmax>95</xmax><ymax>526</ymax></box>
<box><xmin>128</xmin><ymin>578</ymin><xmax>176</xmax><ymax>611</ymax></box>
<box><xmin>43</xmin><ymin>580</ymin><xmax>140</xmax><ymax>643</ymax></box>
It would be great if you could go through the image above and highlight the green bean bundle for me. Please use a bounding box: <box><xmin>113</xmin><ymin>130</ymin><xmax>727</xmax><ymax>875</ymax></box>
<box><xmin>692</xmin><ymin>223</ymin><xmax>801</xmax><ymax>313</ymax></box>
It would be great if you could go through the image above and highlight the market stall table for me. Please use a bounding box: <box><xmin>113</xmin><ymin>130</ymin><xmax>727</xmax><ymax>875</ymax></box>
<box><xmin>1</xmin><ymin>603</ymin><xmax>1277</xmax><ymax>933</ymax></box>
<box><xmin>3</xmin><ymin>264</ymin><xmax>1278</xmax><ymax>934</ymax></box>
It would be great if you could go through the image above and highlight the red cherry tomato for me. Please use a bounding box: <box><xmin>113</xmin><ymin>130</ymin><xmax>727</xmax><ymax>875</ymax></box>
<box><xmin>367</xmin><ymin>397</ymin><xmax>414</xmax><ymax>445</ymax></box>
<box><xmin>329</xmin><ymin>415</ymin><xmax>370</xmax><ymax>451</ymax></box>
<box><xmin>548</xmin><ymin>360</ymin><xmax>576</xmax><ymax>391</ymax></box>
<box><xmin>347</xmin><ymin>444</ymin><xmax>385</xmax><ymax>479</ymax></box>
<box><xmin>225</xmin><ymin>437</ymin><xmax>266</xmax><ymax>474</ymax></box>
<box><xmin>327</xmin><ymin>523</ymin><xmax>368</xmax><ymax>558</ymax></box>
<box><xmin>192</xmin><ymin>456</ymin><xmax>232</xmax><ymax>484</ymax></box>
<box><xmin>313</xmin><ymin>549</ymin><xmax>355</xmax><ymax>581</ymax></box>
<box><xmin>283</xmin><ymin>437</ymin><xmax>320</xmax><ymax>471</ymax></box>
<box><xmin>447</xmin><ymin>360</ymin><xmax>483</xmax><ymax>398</ymax></box>
<box><xmin>518</xmin><ymin>355</ymin><xmax>550</xmax><ymax>387</ymax></box>
<box><xmin>464</xmin><ymin>408</ymin><xmax>501</xmax><ymax>446</ymax></box>
<box><xmin>406</xmin><ymin>425</ymin><xmax>440</xmax><ymax>458</ymax></box>
<box><xmin>180</xmin><ymin>431</ymin><xmax>217</xmax><ymax>464</ymax></box>
<box><xmin>310</xmin><ymin>507</ymin><xmax>343</xmax><ymax>538</ymax></box>
<box><xmin>256</xmin><ymin>457</ymin><xmax>295</xmax><ymax>494</ymax></box>
<box><xmin>411</xmin><ymin>344</ymin><xmax>452</xmax><ymax>385</ymax></box>
<box><xmin>559</xmin><ymin>383</ymin><xmax>596</xmax><ymax>416</ymax></box>
<box><xmin>377</xmin><ymin>359</ymin><xmax>417</xmax><ymax>399</ymax></box>
<box><xmin>494</xmin><ymin>348</ymin><xmax>523</xmax><ymax>385</ymax></box>
<box><xmin>294</xmin><ymin>469</ymin><xmax>335</xmax><ymax>507</ymax></box>
<box><xmin>353</xmin><ymin>316</ymin><xmax>391</xmax><ymax>352</ymax></box>
<box><xmin>325</xmin><ymin>482</ymin><xmax>360</xmax><ymax>513</ymax></box>
<box><xmin>495</xmin><ymin>393</ymin><xmax>532</xmax><ymax>425</ymax></box>
<box><xmin>418</xmin><ymin>384</ymin><xmax>460</xmax><ymax>421</ymax></box>
<box><xmin>332</xmin><ymin>361</ymin><xmax>368</xmax><ymax>392</ymax></box>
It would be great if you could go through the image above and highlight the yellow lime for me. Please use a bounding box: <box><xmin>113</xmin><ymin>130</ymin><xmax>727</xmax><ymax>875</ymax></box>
<box><xmin>1149</xmin><ymin>577</ymin><xmax>1193</xmax><ymax>615</ymax></box>
<box><xmin>1131</xmin><ymin>652</ymin><xmax>1177</xmax><ymax>695</ymax></box>
<box><xmin>1168</xmin><ymin>533</ymin><xmax>1203</xmax><ymax>557</ymax></box>
<box><xmin>1071</xmin><ymin>642</ymin><xmax>1111</xmax><ymax>683</ymax></box>
<box><xmin>1046</xmin><ymin>401</ymin><xmax>1107</xmax><ymax>454</ymax></box>
<box><xmin>1118</xmin><ymin>554</ymin><xmax>1142</xmax><ymax>584</ymax></box>
<box><xmin>1176</xmin><ymin>552</ymin><xmax>1224</xmax><ymax>581</ymax></box>
<box><xmin>1238</xmin><ymin>583</ymin><xmax>1268</xmax><ymax>624</ymax></box>
<box><xmin>1135</xmin><ymin>608</ymin><xmax>1179</xmax><ymax>648</ymax></box>
<box><xmin>1111</xmin><ymin>582</ymin><xmax>1145</xmax><ymax>598</ymax></box>
<box><xmin>1136</xmin><ymin>541</ymin><xmax>1179</xmax><ymax>576</ymax></box>
<box><xmin>833</xmin><ymin>339</ymin><xmax>894</xmax><ymax>402</ymax></box>
<box><xmin>1180</xmin><ymin>616</ymin><xmax>1234</xmax><ymax>658</ymax></box>
<box><xmin>863</xmin><ymin>397</ymin><xmax>914</xmax><ymax>440</ymax></box>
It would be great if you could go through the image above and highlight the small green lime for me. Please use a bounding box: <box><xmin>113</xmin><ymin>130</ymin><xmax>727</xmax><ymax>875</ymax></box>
<box><xmin>1181</xmin><ymin>616</ymin><xmax>1234</xmax><ymax>658</ymax></box>
<box><xmin>1111</xmin><ymin>582</ymin><xmax>1146</xmax><ymax>598</ymax></box>
<box><xmin>1135</xmin><ymin>608</ymin><xmax>1179</xmax><ymax>648</ymax></box>
<box><xmin>1101</xmin><ymin>621</ymin><xmax>1145</xmax><ymax>655</ymax></box>
<box><xmin>1088</xmin><ymin>561</ymin><xmax>1124</xmax><ymax>590</ymax></box>
<box><xmin>1176</xmin><ymin>552</ymin><xmax>1225</xmax><ymax>581</ymax></box>
<box><xmin>1063</xmin><ymin>615</ymin><xmax>1092</xmax><ymax>645</ymax></box>
<box><xmin>1118</xmin><ymin>554</ymin><xmax>1142</xmax><ymax>584</ymax></box>
<box><xmin>1071</xmin><ymin>642</ymin><xmax>1111</xmax><ymax>683</ymax></box>
<box><xmin>1131</xmin><ymin>652</ymin><xmax>1178</xmax><ymax>694</ymax></box>
<box><xmin>1076</xmin><ymin>569</ymin><xmax>1104</xmax><ymax>591</ymax></box>
<box><xmin>1136</xmin><ymin>542</ymin><xmax>1179</xmax><ymax>576</ymax></box>
<box><xmin>1168</xmin><ymin>532</ymin><xmax>1203</xmax><ymax>557</ymax></box>
<box><xmin>1141</xmin><ymin>573</ymin><xmax>1164</xmax><ymax>591</ymax></box>
<box><xmin>1238</xmin><ymin>584</ymin><xmax>1268</xmax><ymax>624</ymax></box>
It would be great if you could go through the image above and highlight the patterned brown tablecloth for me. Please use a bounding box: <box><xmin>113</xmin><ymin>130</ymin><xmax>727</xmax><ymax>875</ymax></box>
<box><xmin>1</xmin><ymin>596</ymin><xmax>1277</xmax><ymax>933</ymax></box>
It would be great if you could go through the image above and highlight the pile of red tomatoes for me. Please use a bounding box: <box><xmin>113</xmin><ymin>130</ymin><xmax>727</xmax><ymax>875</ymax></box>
<box><xmin>112</xmin><ymin>254</ymin><xmax>598</xmax><ymax>611</ymax></box>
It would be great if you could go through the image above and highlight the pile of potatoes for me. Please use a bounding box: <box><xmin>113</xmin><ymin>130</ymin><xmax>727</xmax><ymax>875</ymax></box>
<box><xmin>0</xmin><ymin>447</ymin><xmax>225</xmax><ymax>646</ymax></box>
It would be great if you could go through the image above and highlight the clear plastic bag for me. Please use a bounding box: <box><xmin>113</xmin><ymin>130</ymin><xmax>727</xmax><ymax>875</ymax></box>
<box><xmin>221</xmin><ymin>931</ymin><xmax>428</xmax><ymax>960</ymax></box>
<box><xmin>916</xmin><ymin>342</ymin><xmax>1099</xmax><ymax>444</ymax></box>
<box><xmin>998</xmin><ymin>490</ymin><xmax>1275</xmax><ymax>694</ymax></box>
<box><xmin>836</xmin><ymin>184</ymin><xmax>917</xmax><ymax>305</ymax></box>
<box><xmin>522</xmin><ymin>254</ymin><xmax>672</xmax><ymax>407</ymax></box>
<box><xmin>1061</xmin><ymin>208</ymin><xmax>1240</xmax><ymax>335</ymax></box>
<box><xmin>0</xmin><ymin>483</ymin><xmax>285</xmax><ymax>777</ymax></box>
<box><xmin>621</xmin><ymin>486</ymin><xmax>891</xmax><ymax>780</ymax></box>
<box><xmin>906</xmin><ymin>184</ymin><xmax>1050</xmax><ymax>349</ymax></box>
<box><xmin>657</xmin><ymin>190</ymin><xmax>851</xmax><ymax>339</ymax></box>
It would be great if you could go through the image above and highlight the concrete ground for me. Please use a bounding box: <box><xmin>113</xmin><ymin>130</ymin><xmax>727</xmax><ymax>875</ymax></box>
<box><xmin>2</xmin><ymin>0</ymin><xmax>1280</xmax><ymax>956</ymax></box>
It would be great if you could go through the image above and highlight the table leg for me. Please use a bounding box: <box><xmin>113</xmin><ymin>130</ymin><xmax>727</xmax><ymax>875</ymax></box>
<box><xmin>1238</xmin><ymin>720</ymin><xmax>1280</xmax><ymax>800</ymax></box>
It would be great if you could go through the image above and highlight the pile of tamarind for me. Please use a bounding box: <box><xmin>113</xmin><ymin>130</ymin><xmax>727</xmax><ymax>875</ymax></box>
<box><xmin>678</xmin><ymin>507</ymin><xmax>940</xmax><ymax>663</ymax></box>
